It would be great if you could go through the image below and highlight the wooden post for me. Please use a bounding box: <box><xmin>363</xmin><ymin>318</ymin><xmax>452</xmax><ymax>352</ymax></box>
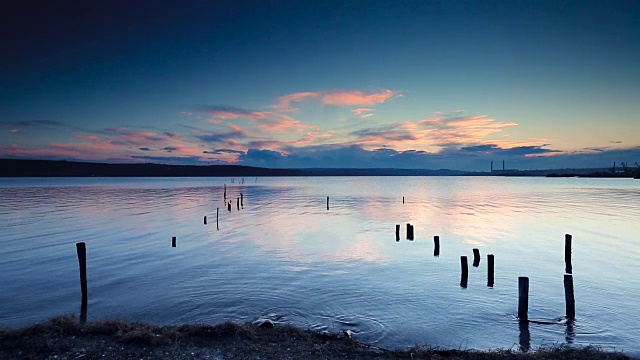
<box><xmin>406</xmin><ymin>223</ymin><xmax>410</xmax><ymax>240</ymax></box>
<box><xmin>564</xmin><ymin>274</ymin><xmax>575</xmax><ymax>318</ymax></box>
<box><xmin>460</xmin><ymin>256</ymin><xmax>468</xmax><ymax>287</ymax></box>
<box><xmin>224</xmin><ymin>184</ymin><xmax>226</xmax><ymax>199</ymax></box>
<box><xmin>487</xmin><ymin>254</ymin><xmax>495</xmax><ymax>287</ymax></box>
<box><xmin>240</xmin><ymin>193</ymin><xmax>243</xmax><ymax>208</ymax></box>
<box><xmin>565</xmin><ymin>234</ymin><xmax>572</xmax><ymax>274</ymax></box>
<box><xmin>518</xmin><ymin>277</ymin><xmax>529</xmax><ymax>321</ymax></box>
<box><xmin>237</xmin><ymin>197</ymin><xmax>240</xmax><ymax>211</ymax></box>
<box><xmin>327</xmin><ymin>196</ymin><xmax>329</xmax><ymax>210</ymax></box>
<box><xmin>473</xmin><ymin>248</ymin><xmax>480</xmax><ymax>267</ymax></box>
<box><xmin>172</xmin><ymin>236</ymin><xmax>176</xmax><ymax>247</ymax></box>
<box><xmin>433</xmin><ymin>236</ymin><xmax>440</xmax><ymax>256</ymax></box>
<box><xmin>204</xmin><ymin>216</ymin><xmax>207</xmax><ymax>225</ymax></box>
<box><xmin>216</xmin><ymin>208</ymin><xmax>219</xmax><ymax>230</ymax></box>
<box><xmin>227</xmin><ymin>201</ymin><xmax>231</xmax><ymax>212</ymax></box>
<box><xmin>395</xmin><ymin>225</ymin><xmax>400</xmax><ymax>241</ymax></box>
<box><xmin>403</xmin><ymin>196</ymin><xmax>404</xmax><ymax>204</ymax></box>
<box><xmin>76</xmin><ymin>242</ymin><xmax>88</xmax><ymax>305</ymax></box>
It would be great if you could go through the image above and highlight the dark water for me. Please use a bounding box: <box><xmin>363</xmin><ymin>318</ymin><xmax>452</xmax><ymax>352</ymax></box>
<box><xmin>1</xmin><ymin>177</ymin><xmax>638</xmax><ymax>355</ymax></box>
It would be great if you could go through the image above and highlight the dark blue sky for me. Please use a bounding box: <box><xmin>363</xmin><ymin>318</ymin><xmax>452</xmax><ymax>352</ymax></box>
<box><xmin>1</xmin><ymin>0</ymin><xmax>639</xmax><ymax>170</ymax></box>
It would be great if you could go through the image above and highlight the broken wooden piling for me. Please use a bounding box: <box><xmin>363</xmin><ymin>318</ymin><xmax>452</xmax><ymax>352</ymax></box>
<box><xmin>395</xmin><ymin>225</ymin><xmax>400</xmax><ymax>241</ymax></box>
<box><xmin>433</xmin><ymin>236</ymin><xmax>440</xmax><ymax>256</ymax></box>
<box><xmin>460</xmin><ymin>256</ymin><xmax>468</xmax><ymax>287</ymax></box>
<box><xmin>76</xmin><ymin>242</ymin><xmax>88</xmax><ymax>305</ymax></box>
<box><xmin>473</xmin><ymin>248</ymin><xmax>481</xmax><ymax>267</ymax></box>
<box><xmin>487</xmin><ymin>254</ymin><xmax>495</xmax><ymax>287</ymax></box>
<box><xmin>518</xmin><ymin>277</ymin><xmax>529</xmax><ymax>321</ymax></box>
<box><xmin>172</xmin><ymin>236</ymin><xmax>176</xmax><ymax>247</ymax></box>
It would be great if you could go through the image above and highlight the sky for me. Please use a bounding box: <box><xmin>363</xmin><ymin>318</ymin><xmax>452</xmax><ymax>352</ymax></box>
<box><xmin>1</xmin><ymin>0</ymin><xmax>639</xmax><ymax>171</ymax></box>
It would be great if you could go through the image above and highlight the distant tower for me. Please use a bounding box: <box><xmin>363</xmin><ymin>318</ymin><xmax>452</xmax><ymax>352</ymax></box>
<box><xmin>491</xmin><ymin>161</ymin><xmax>493</xmax><ymax>172</ymax></box>
<box><xmin>503</xmin><ymin>160</ymin><xmax>505</xmax><ymax>171</ymax></box>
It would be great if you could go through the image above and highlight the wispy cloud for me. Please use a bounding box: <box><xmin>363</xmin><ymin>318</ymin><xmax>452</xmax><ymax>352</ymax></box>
<box><xmin>273</xmin><ymin>89</ymin><xmax>400</xmax><ymax>112</ymax></box>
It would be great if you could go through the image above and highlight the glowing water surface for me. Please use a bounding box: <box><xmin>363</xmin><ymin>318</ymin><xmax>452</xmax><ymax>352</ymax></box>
<box><xmin>1</xmin><ymin>177</ymin><xmax>638</xmax><ymax>355</ymax></box>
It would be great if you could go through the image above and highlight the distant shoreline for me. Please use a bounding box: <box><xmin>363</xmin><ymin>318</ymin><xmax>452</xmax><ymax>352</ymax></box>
<box><xmin>0</xmin><ymin>315</ymin><xmax>632</xmax><ymax>359</ymax></box>
<box><xmin>3</xmin><ymin>159</ymin><xmax>637</xmax><ymax>178</ymax></box>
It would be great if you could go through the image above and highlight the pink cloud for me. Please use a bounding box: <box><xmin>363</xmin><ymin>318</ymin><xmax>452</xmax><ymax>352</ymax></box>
<box><xmin>8</xmin><ymin>129</ymin><xmax>19</xmax><ymax>133</ymax></box>
<box><xmin>273</xmin><ymin>89</ymin><xmax>400</xmax><ymax>111</ymax></box>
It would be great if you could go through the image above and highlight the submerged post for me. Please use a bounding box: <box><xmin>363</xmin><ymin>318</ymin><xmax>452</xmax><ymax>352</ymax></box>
<box><xmin>327</xmin><ymin>196</ymin><xmax>329</xmax><ymax>210</ymax></box>
<box><xmin>460</xmin><ymin>256</ymin><xmax>468</xmax><ymax>287</ymax></box>
<box><xmin>406</xmin><ymin>223</ymin><xmax>411</xmax><ymax>240</ymax></box>
<box><xmin>216</xmin><ymin>208</ymin><xmax>219</xmax><ymax>230</ymax></box>
<box><xmin>403</xmin><ymin>196</ymin><xmax>404</xmax><ymax>204</ymax></box>
<box><xmin>434</xmin><ymin>236</ymin><xmax>440</xmax><ymax>256</ymax></box>
<box><xmin>76</xmin><ymin>242</ymin><xmax>88</xmax><ymax>305</ymax></box>
<box><xmin>204</xmin><ymin>216</ymin><xmax>207</xmax><ymax>225</ymax></box>
<box><xmin>487</xmin><ymin>254</ymin><xmax>495</xmax><ymax>287</ymax></box>
<box><xmin>518</xmin><ymin>277</ymin><xmax>529</xmax><ymax>321</ymax></box>
<box><xmin>564</xmin><ymin>274</ymin><xmax>575</xmax><ymax>318</ymax></box>
<box><xmin>473</xmin><ymin>248</ymin><xmax>481</xmax><ymax>267</ymax></box>
<box><xmin>240</xmin><ymin>193</ymin><xmax>243</xmax><ymax>208</ymax></box>
<box><xmin>172</xmin><ymin>236</ymin><xmax>176</xmax><ymax>247</ymax></box>
<box><xmin>237</xmin><ymin>197</ymin><xmax>240</xmax><ymax>211</ymax></box>
<box><xmin>565</xmin><ymin>234</ymin><xmax>572</xmax><ymax>274</ymax></box>
<box><xmin>227</xmin><ymin>201</ymin><xmax>231</xmax><ymax>212</ymax></box>
<box><xmin>224</xmin><ymin>184</ymin><xmax>226</xmax><ymax>199</ymax></box>
<box><xmin>395</xmin><ymin>225</ymin><xmax>400</xmax><ymax>241</ymax></box>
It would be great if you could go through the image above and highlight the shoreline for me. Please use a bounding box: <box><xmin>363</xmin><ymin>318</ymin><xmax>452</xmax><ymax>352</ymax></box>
<box><xmin>0</xmin><ymin>315</ymin><xmax>632</xmax><ymax>359</ymax></box>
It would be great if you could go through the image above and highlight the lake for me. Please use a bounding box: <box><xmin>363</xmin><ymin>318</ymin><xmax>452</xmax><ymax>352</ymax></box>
<box><xmin>1</xmin><ymin>176</ymin><xmax>638</xmax><ymax>355</ymax></box>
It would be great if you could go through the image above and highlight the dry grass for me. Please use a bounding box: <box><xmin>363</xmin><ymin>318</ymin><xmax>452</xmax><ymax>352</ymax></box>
<box><xmin>0</xmin><ymin>315</ymin><xmax>632</xmax><ymax>360</ymax></box>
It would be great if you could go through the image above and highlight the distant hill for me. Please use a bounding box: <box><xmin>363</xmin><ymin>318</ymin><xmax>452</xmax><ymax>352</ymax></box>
<box><xmin>0</xmin><ymin>159</ymin><xmax>478</xmax><ymax>177</ymax></box>
<box><xmin>0</xmin><ymin>159</ymin><xmax>304</xmax><ymax>177</ymax></box>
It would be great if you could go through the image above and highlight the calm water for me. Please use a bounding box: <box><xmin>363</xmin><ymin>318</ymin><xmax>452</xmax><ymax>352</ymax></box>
<box><xmin>1</xmin><ymin>177</ymin><xmax>639</xmax><ymax>355</ymax></box>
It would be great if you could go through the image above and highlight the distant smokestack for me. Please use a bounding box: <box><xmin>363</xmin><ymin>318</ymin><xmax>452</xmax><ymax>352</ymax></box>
<box><xmin>503</xmin><ymin>160</ymin><xmax>505</xmax><ymax>171</ymax></box>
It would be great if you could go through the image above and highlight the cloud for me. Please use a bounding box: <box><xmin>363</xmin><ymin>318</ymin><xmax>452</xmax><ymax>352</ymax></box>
<box><xmin>196</xmin><ymin>106</ymin><xmax>270</xmax><ymax>121</ymax></box>
<box><xmin>273</xmin><ymin>89</ymin><xmax>400</xmax><ymax>111</ymax></box>
<box><xmin>193</xmin><ymin>126</ymin><xmax>248</xmax><ymax>143</ymax></box>
<box><xmin>352</xmin><ymin>108</ymin><xmax>374</xmax><ymax>119</ymax></box>
<box><xmin>8</xmin><ymin>129</ymin><xmax>19</xmax><ymax>133</ymax></box>
<box><xmin>203</xmin><ymin>148</ymin><xmax>245</xmax><ymax>155</ymax></box>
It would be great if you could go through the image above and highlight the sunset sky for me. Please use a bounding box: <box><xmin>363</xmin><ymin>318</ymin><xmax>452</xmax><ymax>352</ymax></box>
<box><xmin>1</xmin><ymin>0</ymin><xmax>639</xmax><ymax>171</ymax></box>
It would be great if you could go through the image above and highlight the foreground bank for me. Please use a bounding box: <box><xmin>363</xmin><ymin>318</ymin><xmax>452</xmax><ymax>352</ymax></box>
<box><xmin>0</xmin><ymin>315</ymin><xmax>631</xmax><ymax>360</ymax></box>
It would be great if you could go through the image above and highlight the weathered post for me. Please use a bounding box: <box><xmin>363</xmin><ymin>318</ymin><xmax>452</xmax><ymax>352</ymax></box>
<box><xmin>204</xmin><ymin>216</ymin><xmax>207</xmax><ymax>225</ymax></box>
<box><xmin>564</xmin><ymin>274</ymin><xmax>575</xmax><ymax>318</ymax></box>
<box><xmin>460</xmin><ymin>256</ymin><xmax>468</xmax><ymax>287</ymax></box>
<box><xmin>227</xmin><ymin>201</ymin><xmax>231</xmax><ymax>212</ymax></box>
<box><xmin>395</xmin><ymin>225</ymin><xmax>400</xmax><ymax>241</ymax></box>
<box><xmin>327</xmin><ymin>196</ymin><xmax>329</xmax><ymax>210</ymax></box>
<box><xmin>487</xmin><ymin>254</ymin><xmax>495</xmax><ymax>287</ymax></box>
<box><xmin>172</xmin><ymin>236</ymin><xmax>176</xmax><ymax>247</ymax></box>
<box><xmin>473</xmin><ymin>248</ymin><xmax>481</xmax><ymax>267</ymax></box>
<box><xmin>403</xmin><ymin>196</ymin><xmax>404</xmax><ymax>204</ymax></box>
<box><xmin>224</xmin><ymin>184</ymin><xmax>226</xmax><ymax>200</ymax></box>
<box><xmin>240</xmin><ymin>193</ymin><xmax>243</xmax><ymax>208</ymax></box>
<box><xmin>216</xmin><ymin>208</ymin><xmax>219</xmax><ymax>230</ymax></box>
<box><xmin>433</xmin><ymin>236</ymin><xmax>440</xmax><ymax>256</ymax></box>
<box><xmin>237</xmin><ymin>197</ymin><xmax>240</xmax><ymax>211</ymax></box>
<box><xmin>565</xmin><ymin>234</ymin><xmax>572</xmax><ymax>274</ymax></box>
<box><xmin>76</xmin><ymin>242</ymin><xmax>88</xmax><ymax>305</ymax></box>
<box><xmin>406</xmin><ymin>223</ymin><xmax>411</xmax><ymax>240</ymax></box>
<box><xmin>518</xmin><ymin>277</ymin><xmax>529</xmax><ymax>321</ymax></box>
